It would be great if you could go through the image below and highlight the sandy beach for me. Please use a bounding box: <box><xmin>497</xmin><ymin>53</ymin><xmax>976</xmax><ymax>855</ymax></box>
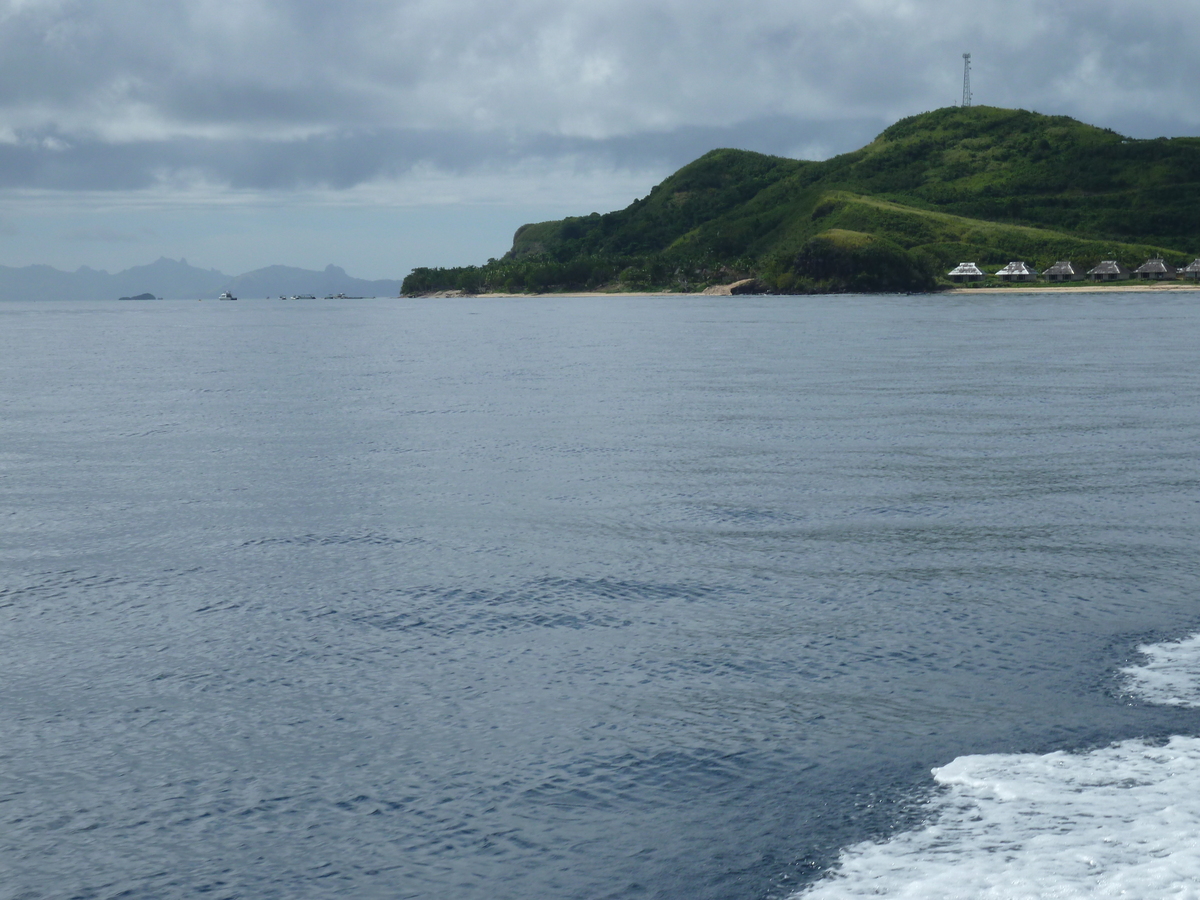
<box><xmin>419</xmin><ymin>282</ymin><xmax>1200</xmax><ymax>299</ymax></box>
<box><xmin>941</xmin><ymin>282</ymin><xmax>1200</xmax><ymax>294</ymax></box>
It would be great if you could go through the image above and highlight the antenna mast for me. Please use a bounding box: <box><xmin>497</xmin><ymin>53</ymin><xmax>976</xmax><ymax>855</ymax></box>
<box><xmin>962</xmin><ymin>53</ymin><xmax>972</xmax><ymax>107</ymax></box>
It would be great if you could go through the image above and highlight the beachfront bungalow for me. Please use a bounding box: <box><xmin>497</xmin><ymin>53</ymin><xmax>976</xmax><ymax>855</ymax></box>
<box><xmin>1134</xmin><ymin>258</ymin><xmax>1177</xmax><ymax>280</ymax></box>
<box><xmin>947</xmin><ymin>262</ymin><xmax>985</xmax><ymax>283</ymax></box>
<box><xmin>1043</xmin><ymin>261</ymin><xmax>1083</xmax><ymax>282</ymax></box>
<box><xmin>1087</xmin><ymin>260</ymin><xmax>1131</xmax><ymax>281</ymax></box>
<box><xmin>995</xmin><ymin>261</ymin><xmax>1039</xmax><ymax>282</ymax></box>
<box><xmin>1182</xmin><ymin>259</ymin><xmax>1200</xmax><ymax>280</ymax></box>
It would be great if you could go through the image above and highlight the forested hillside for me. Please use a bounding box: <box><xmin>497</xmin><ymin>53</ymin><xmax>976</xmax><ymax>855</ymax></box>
<box><xmin>403</xmin><ymin>107</ymin><xmax>1200</xmax><ymax>294</ymax></box>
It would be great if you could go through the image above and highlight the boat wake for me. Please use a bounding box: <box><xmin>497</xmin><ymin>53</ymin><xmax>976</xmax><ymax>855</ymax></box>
<box><xmin>1121</xmin><ymin>633</ymin><xmax>1200</xmax><ymax>708</ymax></box>
<box><xmin>796</xmin><ymin>635</ymin><xmax>1200</xmax><ymax>899</ymax></box>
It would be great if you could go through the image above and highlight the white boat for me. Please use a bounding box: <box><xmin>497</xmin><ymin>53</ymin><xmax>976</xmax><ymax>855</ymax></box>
<box><xmin>218</xmin><ymin>291</ymin><xmax>237</xmax><ymax>301</ymax></box>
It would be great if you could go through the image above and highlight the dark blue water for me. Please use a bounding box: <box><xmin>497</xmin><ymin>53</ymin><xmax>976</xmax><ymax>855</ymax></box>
<box><xmin>2</xmin><ymin>294</ymin><xmax>1199</xmax><ymax>900</ymax></box>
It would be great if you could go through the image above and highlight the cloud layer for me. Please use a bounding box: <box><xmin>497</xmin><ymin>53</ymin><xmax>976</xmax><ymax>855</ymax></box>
<box><xmin>3</xmin><ymin>0</ymin><xmax>1198</xmax><ymax>193</ymax></box>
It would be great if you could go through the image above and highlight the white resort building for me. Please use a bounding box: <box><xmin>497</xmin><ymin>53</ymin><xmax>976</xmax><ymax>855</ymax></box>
<box><xmin>1042</xmin><ymin>261</ymin><xmax>1084</xmax><ymax>282</ymax></box>
<box><xmin>1134</xmin><ymin>258</ymin><xmax>1178</xmax><ymax>280</ymax></box>
<box><xmin>938</xmin><ymin>257</ymin><xmax>1198</xmax><ymax>285</ymax></box>
<box><xmin>947</xmin><ymin>262</ymin><xmax>985</xmax><ymax>283</ymax></box>
<box><xmin>1087</xmin><ymin>260</ymin><xmax>1132</xmax><ymax>281</ymax></box>
<box><xmin>995</xmin><ymin>261</ymin><xmax>1039</xmax><ymax>282</ymax></box>
<box><xmin>1132</xmin><ymin>256</ymin><xmax>1180</xmax><ymax>278</ymax></box>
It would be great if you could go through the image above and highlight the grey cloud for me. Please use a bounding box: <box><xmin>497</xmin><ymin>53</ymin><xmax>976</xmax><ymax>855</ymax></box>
<box><xmin>60</xmin><ymin>226</ymin><xmax>157</xmax><ymax>242</ymax></box>
<box><xmin>0</xmin><ymin>116</ymin><xmax>886</xmax><ymax>192</ymax></box>
<box><xmin>0</xmin><ymin>0</ymin><xmax>1197</xmax><ymax>193</ymax></box>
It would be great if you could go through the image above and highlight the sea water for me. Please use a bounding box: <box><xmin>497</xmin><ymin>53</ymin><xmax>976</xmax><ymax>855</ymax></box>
<box><xmin>799</xmin><ymin>650</ymin><xmax>1200</xmax><ymax>899</ymax></box>
<box><xmin>1</xmin><ymin>293</ymin><xmax>1199</xmax><ymax>900</ymax></box>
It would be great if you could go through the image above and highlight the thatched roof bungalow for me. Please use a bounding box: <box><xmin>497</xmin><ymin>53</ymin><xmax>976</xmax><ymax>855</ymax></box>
<box><xmin>947</xmin><ymin>262</ymin><xmax>985</xmax><ymax>283</ymax></box>
<box><xmin>1134</xmin><ymin>258</ymin><xmax>1177</xmax><ymax>280</ymax></box>
<box><xmin>1086</xmin><ymin>260</ymin><xmax>1131</xmax><ymax>281</ymax></box>
<box><xmin>1043</xmin><ymin>261</ymin><xmax>1083</xmax><ymax>282</ymax></box>
<box><xmin>995</xmin><ymin>261</ymin><xmax>1039</xmax><ymax>282</ymax></box>
<box><xmin>1181</xmin><ymin>259</ymin><xmax>1200</xmax><ymax>280</ymax></box>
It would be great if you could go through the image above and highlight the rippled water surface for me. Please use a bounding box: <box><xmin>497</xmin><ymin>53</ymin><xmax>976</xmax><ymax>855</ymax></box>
<box><xmin>3</xmin><ymin>293</ymin><xmax>1200</xmax><ymax>899</ymax></box>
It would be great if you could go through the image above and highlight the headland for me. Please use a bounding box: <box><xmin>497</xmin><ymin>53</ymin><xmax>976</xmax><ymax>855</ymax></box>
<box><xmin>402</xmin><ymin>106</ymin><xmax>1200</xmax><ymax>297</ymax></box>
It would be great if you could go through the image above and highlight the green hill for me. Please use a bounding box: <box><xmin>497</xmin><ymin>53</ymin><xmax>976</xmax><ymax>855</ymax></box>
<box><xmin>402</xmin><ymin>107</ymin><xmax>1200</xmax><ymax>294</ymax></box>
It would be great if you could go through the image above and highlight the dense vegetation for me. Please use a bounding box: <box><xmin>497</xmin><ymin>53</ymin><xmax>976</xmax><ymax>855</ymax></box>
<box><xmin>402</xmin><ymin>106</ymin><xmax>1200</xmax><ymax>295</ymax></box>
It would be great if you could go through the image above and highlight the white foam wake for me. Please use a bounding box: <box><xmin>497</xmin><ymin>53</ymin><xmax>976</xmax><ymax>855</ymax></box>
<box><xmin>796</xmin><ymin>635</ymin><xmax>1200</xmax><ymax>899</ymax></box>
<box><xmin>1122</xmin><ymin>633</ymin><xmax>1200</xmax><ymax>708</ymax></box>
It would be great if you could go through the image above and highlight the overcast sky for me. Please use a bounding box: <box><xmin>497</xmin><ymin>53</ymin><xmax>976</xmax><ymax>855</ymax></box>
<box><xmin>2</xmin><ymin>0</ymin><xmax>1197</xmax><ymax>278</ymax></box>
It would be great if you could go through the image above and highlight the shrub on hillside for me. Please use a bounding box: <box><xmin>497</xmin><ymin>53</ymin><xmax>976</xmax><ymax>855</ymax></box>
<box><xmin>791</xmin><ymin>231</ymin><xmax>938</xmax><ymax>293</ymax></box>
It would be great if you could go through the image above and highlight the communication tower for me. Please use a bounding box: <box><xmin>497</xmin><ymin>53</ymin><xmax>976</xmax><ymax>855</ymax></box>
<box><xmin>962</xmin><ymin>53</ymin><xmax>972</xmax><ymax>107</ymax></box>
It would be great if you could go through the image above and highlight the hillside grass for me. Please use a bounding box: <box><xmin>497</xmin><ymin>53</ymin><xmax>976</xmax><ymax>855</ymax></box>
<box><xmin>403</xmin><ymin>106</ymin><xmax>1200</xmax><ymax>295</ymax></box>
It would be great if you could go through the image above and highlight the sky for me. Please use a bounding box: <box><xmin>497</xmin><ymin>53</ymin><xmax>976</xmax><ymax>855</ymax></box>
<box><xmin>1</xmin><ymin>0</ymin><xmax>1197</xmax><ymax>280</ymax></box>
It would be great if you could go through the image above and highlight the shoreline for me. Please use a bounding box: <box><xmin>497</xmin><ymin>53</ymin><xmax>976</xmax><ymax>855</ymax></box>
<box><xmin>416</xmin><ymin>282</ymin><xmax>1200</xmax><ymax>299</ymax></box>
<box><xmin>941</xmin><ymin>282</ymin><xmax>1200</xmax><ymax>294</ymax></box>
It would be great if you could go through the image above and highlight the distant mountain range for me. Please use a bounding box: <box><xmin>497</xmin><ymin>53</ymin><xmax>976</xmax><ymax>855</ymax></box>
<box><xmin>0</xmin><ymin>257</ymin><xmax>403</xmax><ymax>301</ymax></box>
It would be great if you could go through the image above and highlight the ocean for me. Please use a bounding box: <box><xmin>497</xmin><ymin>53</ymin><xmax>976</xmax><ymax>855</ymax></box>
<box><xmin>2</xmin><ymin>292</ymin><xmax>1198</xmax><ymax>899</ymax></box>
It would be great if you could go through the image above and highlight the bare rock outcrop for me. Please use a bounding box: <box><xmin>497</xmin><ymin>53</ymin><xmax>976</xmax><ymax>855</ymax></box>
<box><xmin>702</xmin><ymin>278</ymin><xmax>770</xmax><ymax>295</ymax></box>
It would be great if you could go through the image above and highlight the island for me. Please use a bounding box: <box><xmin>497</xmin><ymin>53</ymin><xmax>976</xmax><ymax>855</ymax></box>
<box><xmin>118</xmin><ymin>293</ymin><xmax>159</xmax><ymax>301</ymax></box>
<box><xmin>402</xmin><ymin>106</ymin><xmax>1200</xmax><ymax>295</ymax></box>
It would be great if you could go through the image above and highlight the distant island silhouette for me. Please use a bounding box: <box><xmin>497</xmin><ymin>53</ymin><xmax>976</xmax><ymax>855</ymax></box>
<box><xmin>0</xmin><ymin>258</ymin><xmax>403</xmax><ymax>302</ymax></box>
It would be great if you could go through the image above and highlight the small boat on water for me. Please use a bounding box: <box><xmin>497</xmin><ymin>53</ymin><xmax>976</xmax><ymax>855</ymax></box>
<box><xmin>218</xmin><ymin>291</ymin><xmax>237</xmax><ymax>301</ymax></box>
<box><xmin>291</xmin><ymin>294</ymin><xmax>316</xmax><ymax>300</ymax></box>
